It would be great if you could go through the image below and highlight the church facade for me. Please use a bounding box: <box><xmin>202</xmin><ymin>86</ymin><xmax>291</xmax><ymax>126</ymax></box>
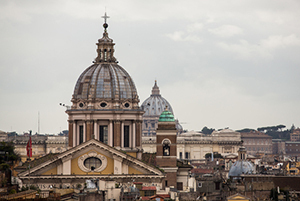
<box><xmin>66</xmin><ymin>13</ymin><xmax>143</xmax><ymax>159</ymax></box>
<box><xmin>15</xmin><ymin>13</ymin><xmax>197</xmax><ymax>200</ymax></box>
<box><xmin>15</xmin><ymin>14</ymin><xmax>167</xmax><ymax>200</ymax></box>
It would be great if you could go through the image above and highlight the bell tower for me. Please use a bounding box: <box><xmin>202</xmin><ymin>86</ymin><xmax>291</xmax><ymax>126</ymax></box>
<box><xmin>156</xmin><ymin>107</ymin><xmax>178</xmax><ymax>189</ymax></box>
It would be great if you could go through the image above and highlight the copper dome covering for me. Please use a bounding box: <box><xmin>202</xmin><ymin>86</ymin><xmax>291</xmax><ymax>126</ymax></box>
<box><xmin>73</xmin><ymin>63</ymin><xmax>138</xmax><ymax>100</ymax></box>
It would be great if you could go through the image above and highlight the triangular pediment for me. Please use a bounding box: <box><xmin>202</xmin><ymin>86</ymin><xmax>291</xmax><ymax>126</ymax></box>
<box><xmin>227</xmin><ymin>193</ymin><xmax>250</xmax><ymax>200</ymax></box>
<box><xmin>225</xmin><ymin>153</ymin><xmax>238</xmax><ymax>159</ymax></box>
<box><xmin>18</xmin><ymin>139</ymin><xmax>163</xmax><ymax>178</ymax></box>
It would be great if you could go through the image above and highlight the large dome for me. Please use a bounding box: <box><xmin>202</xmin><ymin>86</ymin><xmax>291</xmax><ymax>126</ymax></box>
<box><xmin>141</xmin><ymin>81</ymin><xmax>173</xmax><ymax>116</ymax></box>
<box><xmin>70</xmin><ymin>19</ymin><xmax>140</xmax><ymax>110</ymax></box>
<box><xmin>73</xmin><ymin>63</ymin><xmax>138</xmax><ymax>100</ymax></box>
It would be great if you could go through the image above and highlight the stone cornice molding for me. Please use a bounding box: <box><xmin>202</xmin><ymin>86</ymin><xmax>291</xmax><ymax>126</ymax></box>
<box><xmin>19</xmin><ymin>174</ymin><xmax>165</xmax><ymax>180</ymax></box>
<box><xmin>143</xmin><ymin>140</ymin><xmax>241</xmax><ymax>145</ymax></box>
<box><xmin>61</xmin><ymin>155</ymin><xmax>72</xmax><ymax>163</ymax></box>
<box><xmin>113</xmin><ymin>155</ymin><xmax>123</xmax><ymax>162</ymax></box>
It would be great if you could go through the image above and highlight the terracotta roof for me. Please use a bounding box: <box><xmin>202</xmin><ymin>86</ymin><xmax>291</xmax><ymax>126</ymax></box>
<box><xmin>150</xmin><ymin>194</ymin><xmax>170</xmax><ymax>199</ymax></box>
<box><xmin>141</xmin><ymin>186</ymin><xmax>156</xmax><ymax>191</ymax></box>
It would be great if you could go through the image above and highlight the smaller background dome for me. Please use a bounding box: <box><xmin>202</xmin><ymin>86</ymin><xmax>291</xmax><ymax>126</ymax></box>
<box><xmin>228</xmin><ymin>160</ymin><xmax>254</xmax><ymax>178</ymax></box>
<box><xmin>159</xmin><ymin>108</ymin><xmax>175</xmax><ymax>122</ymax></box>
<box><xmin>141</xmin><ymin>81</ymin><xmax>173</xmax><ymax>116</ymax></box>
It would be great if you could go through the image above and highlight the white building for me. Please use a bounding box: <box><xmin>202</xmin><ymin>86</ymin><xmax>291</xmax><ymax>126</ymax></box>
<box><xmin>143</xmin><ymin>129</ymin><xmax>242</xmax><ymax>160</ymax></box>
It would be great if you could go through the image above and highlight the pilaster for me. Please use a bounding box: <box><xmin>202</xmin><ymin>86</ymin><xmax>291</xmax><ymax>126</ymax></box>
<box><xmin>68</xmin><ymin>121</ymin><xmax>74</xmax><ymax>147</ymax></box>
<box><xmin>62</xmin><ymin>155</ymin><xmax>72</xmax><ymax>175</ymax></box>
<box><xmin>113</xmin><ymin>120</ymin><xmax>121</xmax><ymax>147</ymax></box>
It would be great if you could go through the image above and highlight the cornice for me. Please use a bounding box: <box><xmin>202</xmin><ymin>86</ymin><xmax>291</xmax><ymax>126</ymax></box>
<box><xmin>19</xmin><ymin>174</ymin><xmax>165</xmax><ymax>180</ymax></box>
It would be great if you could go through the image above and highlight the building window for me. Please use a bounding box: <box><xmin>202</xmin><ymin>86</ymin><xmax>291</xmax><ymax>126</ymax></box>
<box><xmin>177</xmin><ymin>182</ymin><xmax>183</xmax><ymax>190</ymax></box>
<box><xmin>79</xmin><ymin>125</ymin><xmax>84</xmax><ymax>144</ymax></box>
<box><xmin>144</xmin><ymin>190</ymin><xmax>155</xmax><ymax>196</ymax></box>
<box><xmin>215</xmin><ymin>182</ymin><xmax>220</xmax><ymax>190</ymax></box>
<box><xmin>198</xmin><ymin>182</ymin><xmax>202</xmax><ymax>188</ymax></box>
<box><xmin>179</xmin><ymin>152</ymin><xmax>183</xmax><ymax>159</ymax></box>
<box><xmin>163</xmin><ymin>144</ymin><xmax>170</xmax><ymax>156</ymax></box>
<box><xmin>124</xmin><ymin>125</ymin><xmax>130</xmax><ymax>147</ymax></box>
<box><xmin>99</xmin><ymin>125</ymin><xmax>108</xmax><ymax>144</ymax></box>
<box><xmin>151</xmin><ymin>123</ymin><xmax>155</xmax><ymax>128</ymax></box>
<box><xmin>165</xmin><ymin>180</ymin><xmax>168</xmax><ymax>187</ymax></box>
<box><xmin>185</xmin><ymin>152</ymin><xmax>190</xmax><ymax>159</ymax></box>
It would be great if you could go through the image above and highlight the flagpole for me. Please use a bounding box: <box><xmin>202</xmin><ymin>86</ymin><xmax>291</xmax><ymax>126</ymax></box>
<box><xmin>26</xmin><ymin>130</ymin><xmax>32</xmax><ymax>189</ymax></box>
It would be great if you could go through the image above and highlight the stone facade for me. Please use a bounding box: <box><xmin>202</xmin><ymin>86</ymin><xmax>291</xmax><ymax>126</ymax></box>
<box><xmin>8</xmin><ymin>135</ymin><xmax>68</xmax><ymax>161</ymax></box>
<box><xmin>241</xmin><ymin>131</ymin><xmax>272</xmax><ymax>156</ymax></box>
<box><xmin>143</xmin><ymin>129</ymin><xmax>242</xmax><ymax>161</ymax></box>
<box><xmin>272</xmin><ymin>139</ymin><xmax>286</xmax><ymax>155</ymax></box>
<box><xmin>290</xmin><ymin>128</ymin><xmax>300</xmax><ymax>141</ymax></box>
<box><xmin>15</xmin><ymin>139</ymin><xmax>165</xmax><ymax>201</ymax></box>
<box><xmin>285</xmin><ymin>141</ymin><xmax>300</xmax><ymax>157</ymax></box>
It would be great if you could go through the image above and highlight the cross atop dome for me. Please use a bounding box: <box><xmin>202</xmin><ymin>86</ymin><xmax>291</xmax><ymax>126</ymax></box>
<box><xmin>102</xmin><ymin>12</ymin><xmax>110</xmax><ymax>31</ymax></box>
<box><xmin>94</xmin><ymin>12</ymin><xmax>117</xmax><ymax>63</ymax></box>
<box><xmin>102</xmin><ymin>12</ymin><xmax>110</xmax><ymax>24</ymax></box>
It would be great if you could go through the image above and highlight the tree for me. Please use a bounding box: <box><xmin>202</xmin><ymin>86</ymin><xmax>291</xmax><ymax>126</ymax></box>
<box><xmin>0</xmin><ymin>142</ymin><xmax>20</xmax><ymax>187</ymax></box>
<box><xmin>276</xmin><ymin>125</ymin><xmax>286</xmax><ymax>131</ymax></box>
<box><xmin>236</xmin><ymin>128</ymin><xmax>255</xmax><ymax>133</ymax></box>
<box><xmin>205</xmin><ymin>152</ymin><xmax>223</xmax><ymax>159</ymax></box>
<box><xmin>201</xmin><ymin>126</ymin><xmax>215</xmax><ymax>134</ymax></box>
<box><xmin>0</xmin><ymin>142</ymin><xmax>19</xmax><ymax>164</ymax></box>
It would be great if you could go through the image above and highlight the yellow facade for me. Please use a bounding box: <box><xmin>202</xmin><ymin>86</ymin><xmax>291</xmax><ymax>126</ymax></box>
<box><xmin>128</xmin><ymin>166</ymin><xmax>143</xmax><ymax>175</ymax></box>
<box><xmin>286</xmin><ymin>161</ymin><xmax>300</xmax><ymax>175</ymax></box>
<box><xmin>71</xmin><ymin>151</ymin><xmax>115</xmax><ymax>175</ymax></box>
<box><xmin>126</xmin><ymin>152</ymin><xmax>137</xmax><ymax>158</ymax></box>
<box><xmin>41</xmin><ymin>150</ymin><xmax>144</xmax><ymax>175</ymax></box>
<box><xmin>42</xmin><ymin>167</ymin><xmax>57</xmax><ymax>175</ymax></box>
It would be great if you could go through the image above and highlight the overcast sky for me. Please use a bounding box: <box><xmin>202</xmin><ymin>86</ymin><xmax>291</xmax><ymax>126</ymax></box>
<box><xmin>1</xmin><ymin>0</ymin><xmax>299</xmax><ymax>134</ymax></box>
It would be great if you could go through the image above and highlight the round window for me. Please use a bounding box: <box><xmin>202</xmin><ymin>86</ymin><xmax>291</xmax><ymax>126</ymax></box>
<box><xmin>124</xmin><ymin>103</ymin><xmax>130</xmax><ymax>108</ymax></box>
<box><xmin>84</xmin><ymin>157</ymin><xmax>102</xmax><ymax>171</ymax></box>
<box><xmin>79</xmin><ymin>102</ymin><xmax>84</xmax><ymax>108</ymax></box>
<box><xmin>100</xmin><ymin>102</ymin><xmax>107</xmax><ymax>107</ymax></box>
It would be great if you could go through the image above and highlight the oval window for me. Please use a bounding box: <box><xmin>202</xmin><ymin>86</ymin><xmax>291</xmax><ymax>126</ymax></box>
<box><xmin>79</xmin><ymin>103</ymin><xmax>84</xmax><ymax>108</ymax></box>
<box><xmin>84</xmin><ymin>157</ymin><xmax>102</xmax><ymax>171</ymax></box>
<box><xmin>124</xmin><ymin>103</ymin><xmax>130</xmax><ymax>108</ymax></box>
<box><xmin>100</xmin><ymin>102</ymin><xmax>107</xmax><ymax>107</ymax></box>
